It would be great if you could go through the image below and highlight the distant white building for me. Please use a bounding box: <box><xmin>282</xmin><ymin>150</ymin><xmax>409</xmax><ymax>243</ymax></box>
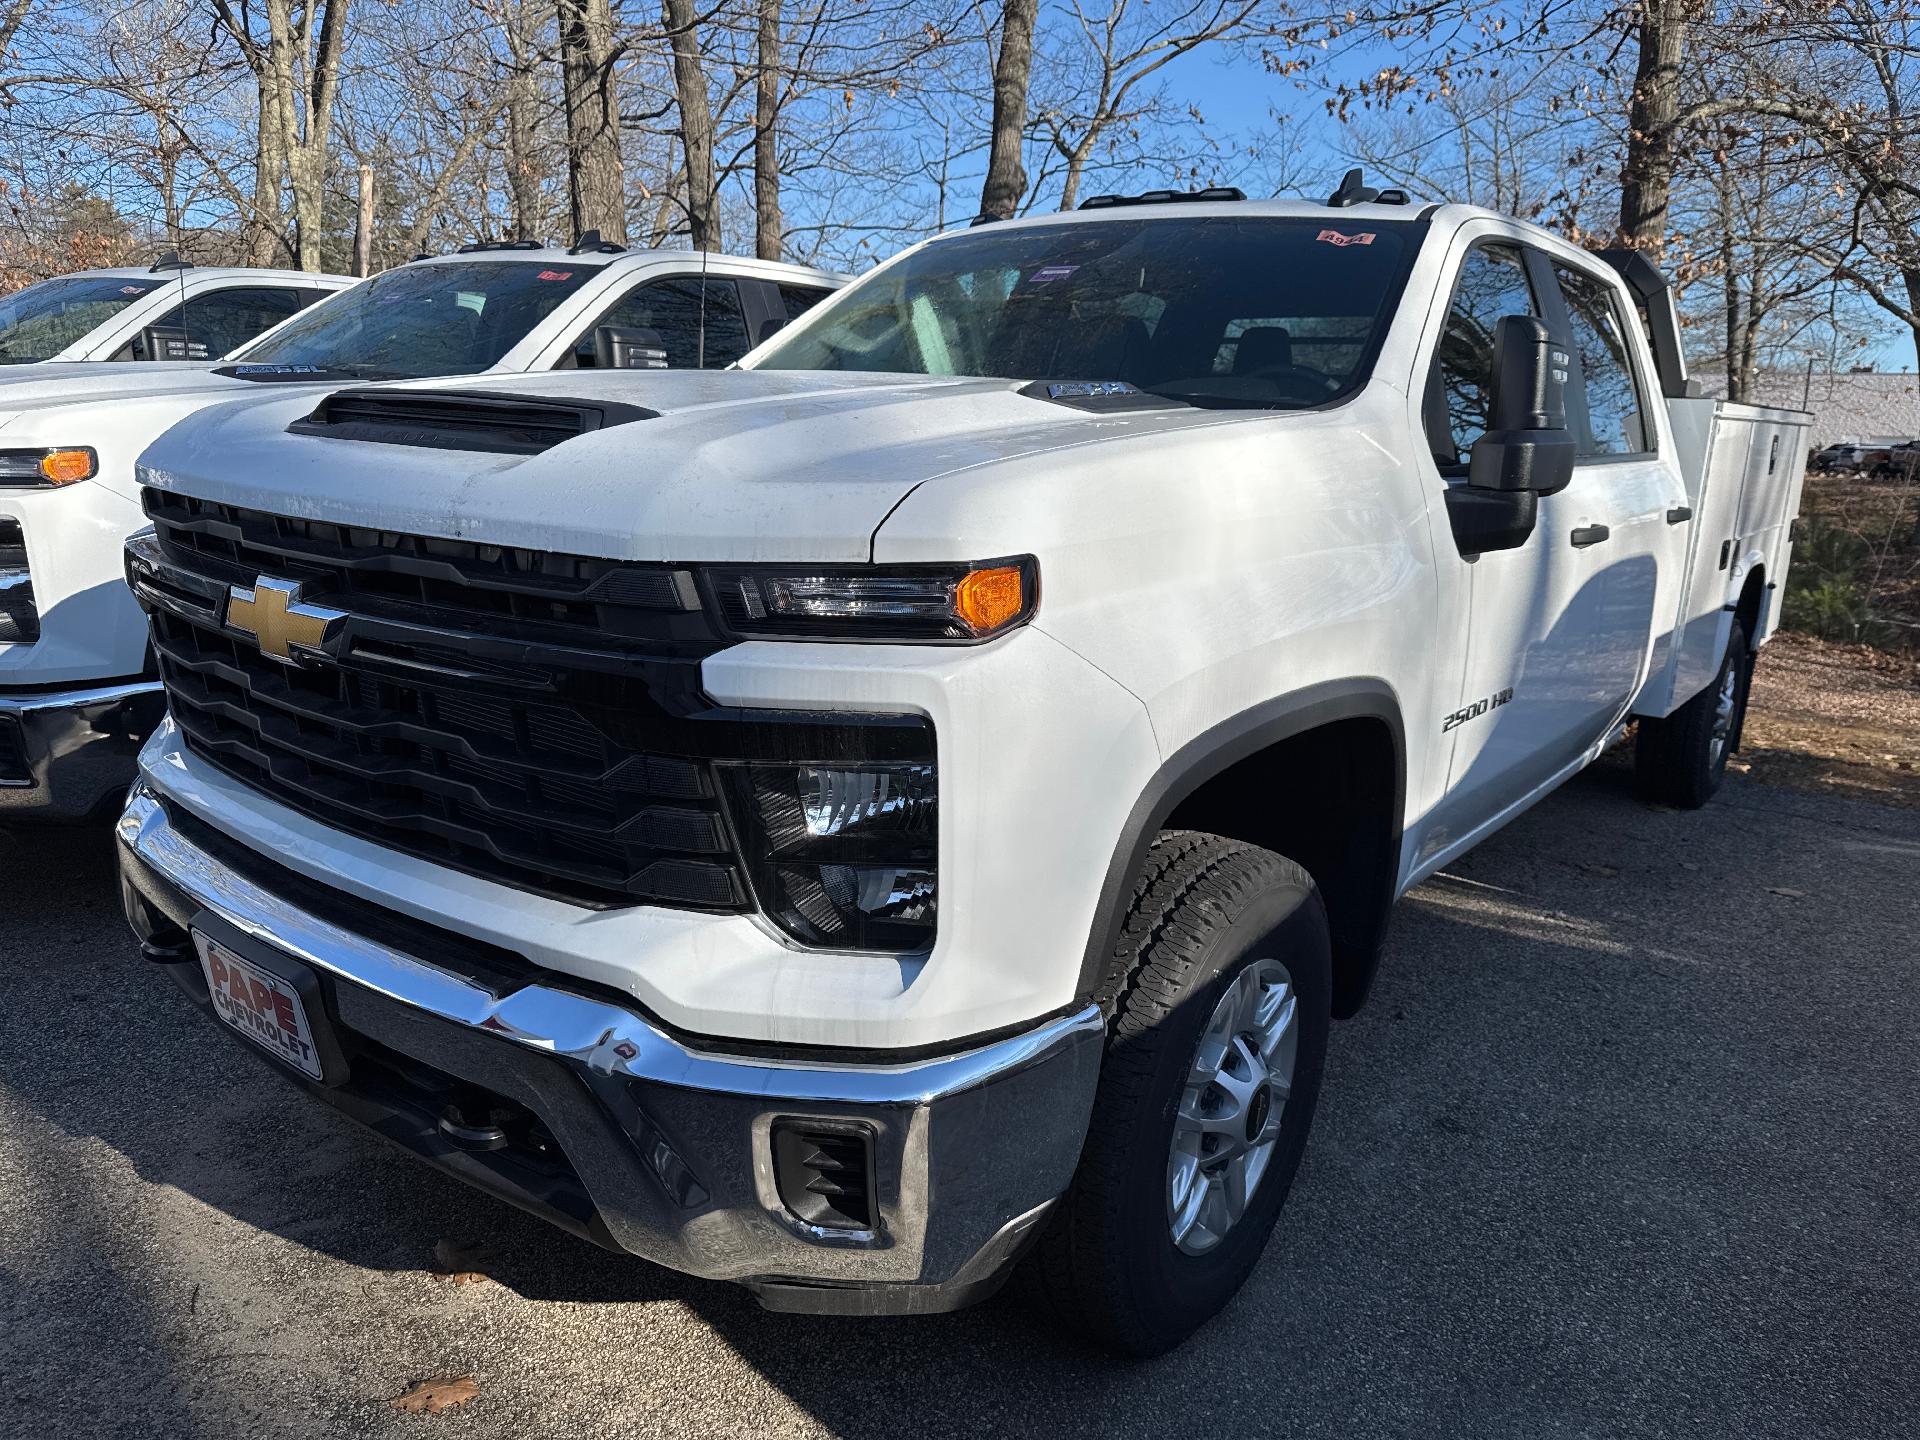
<box><xmin>1702</xmin><ymin>371</ymin><xmax>1920</xmax><ymax>446</ymax></box>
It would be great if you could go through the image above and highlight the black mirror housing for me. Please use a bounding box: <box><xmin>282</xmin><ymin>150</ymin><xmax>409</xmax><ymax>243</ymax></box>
<box><xmin>1468</xmin><ymin>314</ymin><xmax>1575</xmax><ymax>495</ymax></box>
<box><xmin>593</xmin><ymin>325</ymin><xmax>669</xmax><ymax>370</ymax></box>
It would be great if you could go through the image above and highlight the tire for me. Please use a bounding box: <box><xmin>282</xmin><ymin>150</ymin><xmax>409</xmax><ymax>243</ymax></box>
<box><xmin>1635</xmin><ymin>617</ymin><xmax>1751</xmax><ymax>809</ymax></box>
<box><xmin>1024</xmin><ymin>830</ymin><xmax>1331</xmax><ymax>1356</ymax></box>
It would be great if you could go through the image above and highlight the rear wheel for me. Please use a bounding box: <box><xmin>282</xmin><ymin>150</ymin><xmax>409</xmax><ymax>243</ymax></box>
<box><xmin>1025</xmin><ymin>831</ymin><xmax>1331</xmax><ymax>1356</ymax></box>
<box><xmin>1635</xmin><ymin>618</ymin><xmax>1751</xmax><ymax>808</ymax></box>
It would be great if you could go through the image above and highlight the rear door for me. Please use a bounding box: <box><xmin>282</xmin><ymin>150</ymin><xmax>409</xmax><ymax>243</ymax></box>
<box><xmin>1537</xmin><ymin>257</ymin><xmax>1685</xmax><ymax>720</ymax></box>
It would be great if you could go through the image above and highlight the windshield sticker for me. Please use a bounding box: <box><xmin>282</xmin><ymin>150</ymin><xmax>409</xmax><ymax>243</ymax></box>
<box><xmin>1316</xmin><ymin>230</ymin><xmax>1376</xmax><ymax>248</ymax></box>
<box><xmin>1026</xmin><ymin>264</ymin><xmax>1079</xmax><ymax>284</ymax></box>
<box><xmin>455</xmin><ymin>292</ymin><xmax>486</xmax><ymax>314</ymax></box>
<box><xmin>536</xmin><ymin>269</ymin><xmax>574</xmax><ymax>281</ymax></box>
<box><xmin>120</xmin><ymin>285</ymin><xmax>151</xmax><ymax>295</ymax></box>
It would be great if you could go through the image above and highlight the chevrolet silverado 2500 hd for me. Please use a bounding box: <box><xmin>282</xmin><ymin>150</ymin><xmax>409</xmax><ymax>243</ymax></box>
<box><xmin>117</xmin><ymin>188</ymin><xmax>1807</xmax><ymax>1354</ymax></box>
<box><xmin>0</xmin><ymin>242</ymin><xmax>840</xmax><ymax>819</ymax></box>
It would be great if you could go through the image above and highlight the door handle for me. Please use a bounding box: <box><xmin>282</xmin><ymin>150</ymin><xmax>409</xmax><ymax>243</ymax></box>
<box><xmin>1666</xmin><ymin>506</ymin><xmax>1693</xmax><ymax>524</ymax></box>
<box><xmin>1570</xmin><ymin>524</ymin><xmax>1611</xmax><ymax>548</ymax></box>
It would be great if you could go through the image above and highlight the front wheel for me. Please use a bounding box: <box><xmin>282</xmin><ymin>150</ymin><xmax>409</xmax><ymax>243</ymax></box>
<box><xmin>1635</xmin><ymin>618</ymin><xmax>1752</xmax><ymax>808</ymax></box>
<box><xmin>1024</xmin><ymin>831</ymin><xmax>1331</xmax><ymax>1356</ymax></box>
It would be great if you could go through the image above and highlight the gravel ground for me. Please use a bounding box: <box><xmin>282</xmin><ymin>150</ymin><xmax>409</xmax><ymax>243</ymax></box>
<box><xmin>2</xmin><ymin>747</ymin><xmax>1916</xmax><ymax>1438</ymax></box>
<box><xmin>1741</xmin><ymin>632</ymin><xmax>1920</xmax><ymax>807</ymax></box>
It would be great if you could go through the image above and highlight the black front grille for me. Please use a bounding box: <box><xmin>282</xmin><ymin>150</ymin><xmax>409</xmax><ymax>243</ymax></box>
<box><xmin>0</xmin><ymin>519</ymin><xmax>34</xmax><ymax>644</ymax></box>
<box><xmin>134</xmin><ymin>492</ymin><xmax>932</xmax><ymax>911</ymax></box>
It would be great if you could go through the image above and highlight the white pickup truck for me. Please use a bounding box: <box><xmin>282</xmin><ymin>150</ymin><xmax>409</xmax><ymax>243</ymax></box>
<box><xmin>116</xmin><ymin>186</ymin><xmax>1807</xmax><ymax>1355</ymax></box>
<box><xmin>0</xmin><ymin>242</ymin><xmax>840</xmax><ymax>819</ymax></box>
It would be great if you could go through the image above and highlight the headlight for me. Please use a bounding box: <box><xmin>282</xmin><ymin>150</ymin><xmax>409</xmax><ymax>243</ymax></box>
<box><xmin>730</xmin><ymin>762</ymin><xmax>938</xmax><ymax>951</ymax></box>
<box><xmin>0</xmin><ymin>447</ymin><xmax>97</xmax><ymax>487</ymax></box>
<box><xmin>705</xmin><ymin>558</ymin><xmax>1036</xmax><ymax>641</ymax></box>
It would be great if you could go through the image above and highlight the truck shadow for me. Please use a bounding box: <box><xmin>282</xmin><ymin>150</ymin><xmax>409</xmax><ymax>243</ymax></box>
<box><xmin>4</xmin><ymin>754</ymin><xmax>1915</xmax><ymax>1436</ymax></box>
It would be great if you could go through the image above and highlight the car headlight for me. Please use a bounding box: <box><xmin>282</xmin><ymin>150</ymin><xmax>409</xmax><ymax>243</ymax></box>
<box><xmin>704</xmin><ymin>558</ymin><xmax>1036</xmax><ymax>641</ymax></box>
<box><xmin>0</xmin><ymin>447</ymin><xmax>97</xmax><ymax>487</ymax></box>
<box><xmin>730</xmin><ymin>762</ymin><xmax>938</xmax><ymax>951</ymax></box>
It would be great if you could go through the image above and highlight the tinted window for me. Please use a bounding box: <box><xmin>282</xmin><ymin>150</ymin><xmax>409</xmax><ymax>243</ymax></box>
<box><xmin>577</xmin><ymin>277</ymin><xmax>751</xmax><ymax>368</ymax></box>
<box><xmin>1555</xmin><ymin>264</ymin><xmax>1647</xmax><ymax>456</ymax></box>
<box><xmin>0</xmin><ymin>274</ymin><xmax>162</xmax><ymax>364</ymax></box>
<box><xmin>182</xmin><ymin>286</ymin><xmax>308</xmax><ymax>357</ymax></box>
<box><xmin>776</xmin><ymin>283</ymin><xmax>834</xmax><ymax>320</ymax></box>
<box><xmin>233</xmin><ymin>261</ymin><xmax>595</xmax><ymax>378</ymax></box>
<box><xmin>1428</xmin><ymin>244</ymin><xmax>1539</xmax><ymax>467</ymax></box>
<box><xmin>751</xmin><ymin>217</ymin><xmax>1417</xmax><ymax>409</ymax></box>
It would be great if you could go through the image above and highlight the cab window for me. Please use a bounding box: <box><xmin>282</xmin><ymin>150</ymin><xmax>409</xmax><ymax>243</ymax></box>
<box><xmin>1553</xmin><ymin>264</ymin><xmax>1648</xmax><ymax>457</ymax></box>
<box><xmin>1426</xmin><ymin>244</ymin><xmax>1540</xmax><ymax>469</ymax></box>
<box><xmin>575</xmin><ymin>277</ymin><xmax>751</xmax><ymax>368</ymax></box>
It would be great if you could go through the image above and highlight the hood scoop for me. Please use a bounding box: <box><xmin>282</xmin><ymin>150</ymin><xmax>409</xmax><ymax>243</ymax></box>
<box><xmin>288</xmin><ymin>387</ymin><xmax>659</xmax><ymax>456</ymax></box>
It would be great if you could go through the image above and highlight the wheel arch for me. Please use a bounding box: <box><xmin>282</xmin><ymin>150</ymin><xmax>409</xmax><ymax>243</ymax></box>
<box><xmin>1077</xmin><ymin>679</ymin><xmax>1406</xmax><ymax>1022</ymax></box>
<box><xmin>1733</xmin><ymin>565</ymin><xmax>1767</xmax><ymax>650</ymax></box>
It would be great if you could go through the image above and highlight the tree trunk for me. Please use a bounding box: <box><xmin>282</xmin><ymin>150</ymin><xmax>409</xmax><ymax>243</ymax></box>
<box><xmin>1617</xmin><ymin>0</ymin><xmax>1688</xmax><ymax>253</ymax></box>
<box><xmin>353</xmin><ymin>164</ymin><xmax>375</xmax><ymax>276</ymax></box>
<box><xmin>753</xmin><ymin>0</ymin><xmax>781</xmax><ymax>260</ymax></box>
<box><xmin>1906</xmin><ymin>266</ymin><xmax>1920</xmax><ymax>373</ymax></box>
<box><xmin>556</xmin><ymin>0</ymin><xmax>627</xmax><ymax>244</ymax></box>
<box><xmin>980</xmin><ymin>0</ymin><xmax>1039</xmax><ymax>221</ymax></box>
<box><xmin>663</xmin><ymin>0</ymin><xmax>719</xmax><ymax>250</ymax></box>
<box><xmin>505</xmin><ymin>4</ymin><xmax>543</xmax><ymax>242</ymax></box>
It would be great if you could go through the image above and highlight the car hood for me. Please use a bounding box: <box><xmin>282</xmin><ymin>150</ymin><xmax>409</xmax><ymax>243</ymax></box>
<box><xmin>0</xmin><ymin>361</ymin><xmax>236</xmax><ymax>413</ymax></box>
<box><xmin>138</xmin><ymin>368</ymin><xmax>1245</xmax><ymax>563</ymax></box>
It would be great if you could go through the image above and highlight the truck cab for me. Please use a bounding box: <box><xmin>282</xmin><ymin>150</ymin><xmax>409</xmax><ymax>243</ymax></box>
<box><xmin>114</xmin><ymin>190</ymin><xmax>1804</xmax><ymax>1353</ymax></box>
<box><xmin>0</xmin><ymin>242</ymin><xmax>842</xmax><ymax>821</ymax></box>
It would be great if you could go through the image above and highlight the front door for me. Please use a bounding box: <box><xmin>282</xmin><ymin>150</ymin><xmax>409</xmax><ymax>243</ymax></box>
<box><xmin>1419</xmin><ymin>235</ymin><xmax>1625</xmax><ymax>848</ymax></box>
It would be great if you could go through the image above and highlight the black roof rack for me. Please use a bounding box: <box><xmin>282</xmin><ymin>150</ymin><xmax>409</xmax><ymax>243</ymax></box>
<box><xmin>1325</xmin><ymin>169</ymin><xmax>1411</xmax><ymax>208</ymax></box>
<box><xmin>149</xmin><ymin>250</ymin><xmax>191</xmax><ymax>273</ymax></box>
<box><xmin>969</xmin><ymin>211</ymin><xmax>1001</xmax><ymax>227</ymax></box>
<box><xmin>1078</xmin><ymin>186</ymin><xmax>1247</xmax><ymax>210</ymax></box>
<box><xmin>568</xmin><ymin>228</ymin><xmax>628</xmax><ymax>256</ymax></box>
<box><xmin>454</xmin><ymin>238</ymin><xmax>548</xmax><ymax>254</ymax></box>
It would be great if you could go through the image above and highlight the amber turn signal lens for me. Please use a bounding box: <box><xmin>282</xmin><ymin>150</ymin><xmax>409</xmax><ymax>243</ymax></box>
<box><xmin>38</xmin><ymin>449</ymin><xmax>97</xmax><ymax>486</ymax></box>
<box><xmin>954</xmin><ymin>564</ymin><xmax>1027</xmax><ymax>635</ymax></box>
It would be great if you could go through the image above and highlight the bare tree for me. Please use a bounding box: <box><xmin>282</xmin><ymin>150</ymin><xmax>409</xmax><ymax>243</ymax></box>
<box><xmin>981</xmin><ymin>0</ymin><xmax>1039</xmax><ymax>219</ymax></box>
<box><xmin>556</xmin><ymin>0</ymin><xmax>626</xmax><ymax>242</ymax></box>
<box><xmin>753</xmin><ymin>0</ymin><xmax>782</xmax><ymax>257</ymax></box>
<box><xmin>662</xmin><ymin>0</ymin><xmax>720</xmax><ymax>248</ymax></box>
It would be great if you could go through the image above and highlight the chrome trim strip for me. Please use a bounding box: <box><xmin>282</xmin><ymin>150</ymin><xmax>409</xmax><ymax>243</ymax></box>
<box><xmin>119</xmin><ymin>782</ymin><xmax>1102</xmax><ymax>1105</ymax></box>
<box><xmin>0</xmin><ymin>678</ymin><xmax>163</xmax><ymax>715</ymax></box>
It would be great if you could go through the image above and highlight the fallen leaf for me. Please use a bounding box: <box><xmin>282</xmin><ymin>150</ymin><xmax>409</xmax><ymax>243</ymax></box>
<box><xmin>1767</xmin><ymin>887</ymin><xmax>1806</xmax><ymax>898</ymax></box>
<box><xmin>390</xmin><ymin>1377</ymin><xmax>479</xmax><ymax>1415</ymax></box>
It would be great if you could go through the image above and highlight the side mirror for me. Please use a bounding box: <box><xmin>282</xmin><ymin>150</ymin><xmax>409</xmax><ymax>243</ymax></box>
<box><xmin>1468</xmin><ymin>314</ymin><xmax>1575</xmax><ymax>495</ymax></box>
<box><xmin>1445</xmin><ymin>314</ymin><xmax>1574</xmax><ymax>558</ymax></box>
<box><xmin>138</xmin><ymin>325</ymin><xmax>210</xmax><ymax>362</ymax></box>
<box><xmin>592</xmin><ymin>325</ymin><xmax>668</xmax><ymax>370</ymax></box>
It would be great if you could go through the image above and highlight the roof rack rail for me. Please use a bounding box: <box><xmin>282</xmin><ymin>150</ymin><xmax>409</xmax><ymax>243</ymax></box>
<box><xmin>455</xmin><ymin>238</ymin><xmax>548</xmax><ymax>254</ymax></box>
<box><xmin>568</xmin><ymin>228</ymin><xmax>628</xmax><ymax>256</ymax></box>
<box><xmin>149</xmin><ymin>250</ymin><xmax>192</xmax><ymax>273</ymax></box>
<box><xmin>1078</xmin><ymin>185</ymin><xmax>1247</xmax><ymax>210</ymax></box>
<box><xmin>1325</xmin><ymin>169</ymin><xmax>1411</xmax><ymax>208</ymax></box>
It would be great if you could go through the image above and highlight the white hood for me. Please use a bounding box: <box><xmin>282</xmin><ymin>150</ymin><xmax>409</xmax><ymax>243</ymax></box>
<box><xmin>138</xmin><ymin>368</ymin><xmax>1238</xmax><ymax>563</ymax></box>
<box><xmin>0</xmin><ymin>361</ymin><xmax>230</xmax><ymax>408</ymax></box>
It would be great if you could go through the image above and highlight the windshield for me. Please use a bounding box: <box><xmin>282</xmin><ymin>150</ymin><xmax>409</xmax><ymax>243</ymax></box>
<box><xmin>0</xmin><ymin>274</ymin><xmax>163</xmax><ymax>364</ymax></box>
<box><xmin>749</xmin><ymin>216</ymin><xmax>1418</xmax><ymax>408</ymax></box>
<box><xmin>231</xmin><ymin>260</ymin><xmax>595</xmax><ymax>378</ymax></box>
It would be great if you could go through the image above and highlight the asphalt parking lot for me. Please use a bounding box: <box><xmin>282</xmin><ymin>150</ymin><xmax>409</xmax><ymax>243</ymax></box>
<box><xmin>2</xmin><ymin>751</ymin><xmax>1914</xmax><ymax>1439</ymax></box>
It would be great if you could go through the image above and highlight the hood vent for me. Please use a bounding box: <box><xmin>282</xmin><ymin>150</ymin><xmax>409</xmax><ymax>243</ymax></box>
<box><xmin>289</xmin><ymin>388</ymin><xmax>658</xmax><ymax>456</ymax></box>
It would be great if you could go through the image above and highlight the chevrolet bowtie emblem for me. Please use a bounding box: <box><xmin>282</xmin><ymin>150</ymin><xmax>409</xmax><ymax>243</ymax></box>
<box><xmin>225</xmin><ymin>576</ymin><xmax>346</xmax><ymax>664</ymax></box>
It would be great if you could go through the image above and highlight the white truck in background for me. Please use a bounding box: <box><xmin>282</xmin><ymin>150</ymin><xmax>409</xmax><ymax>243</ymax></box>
<box><xmin>118</xmin><ymin>182</ymin><xmax>1807</xmax><ymax>1354</ymax></box>
<box><xmin>0</xmin><ymin>241</ymin><xmax>842</xmax><ymax>819</ymax></box>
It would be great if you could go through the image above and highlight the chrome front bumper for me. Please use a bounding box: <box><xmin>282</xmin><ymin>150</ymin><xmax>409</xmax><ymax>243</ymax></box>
<box><xmin>0</xmin><ymin>679</ymin><xmax>164</xmax><ymax>821</ymax></box>
<box><xmin>116</xmin><ymin>784</ymin><xmax>1103</xmax><ymax>1313</ymax></box>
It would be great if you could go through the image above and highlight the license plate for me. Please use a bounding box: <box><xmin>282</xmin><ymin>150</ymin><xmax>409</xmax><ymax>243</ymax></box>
<box><xmin>195</xmin><ymin>933</ymin><xmax>326</xmax><ymax>1080</ymax></box>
